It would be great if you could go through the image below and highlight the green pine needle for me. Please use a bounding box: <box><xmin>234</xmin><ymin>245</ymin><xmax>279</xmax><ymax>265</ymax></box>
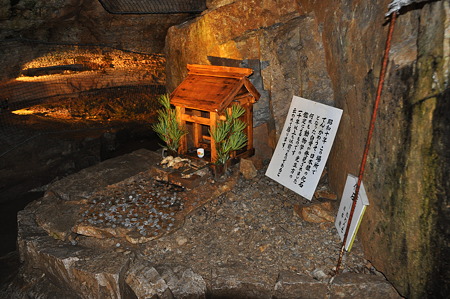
<box><xmin>151</xmin><ymin>94</ymin><xmax>187</xmax><ymax>153</ymax></box>
<box><xmin>210</xmin><ymin>104</ymin><xmax>248</xmax><ymax>165</ymax></box>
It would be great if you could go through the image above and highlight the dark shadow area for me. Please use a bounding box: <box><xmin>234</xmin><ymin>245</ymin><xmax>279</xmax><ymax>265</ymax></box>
<box><xmin>0</xmin><ymin>82</ymin><xmax>165</xmax><ymax>257</ymax></box>
<box><xmin>0</xmin><ymin>122</ymin><xmax>162</xmax><ymax>256</ymax></box>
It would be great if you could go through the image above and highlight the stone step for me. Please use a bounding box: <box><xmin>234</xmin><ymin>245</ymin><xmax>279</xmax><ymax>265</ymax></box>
<box><xmin>12</xmin><ymin>220</ymin><xmax>402</xmax><ymax>299</ymax></box>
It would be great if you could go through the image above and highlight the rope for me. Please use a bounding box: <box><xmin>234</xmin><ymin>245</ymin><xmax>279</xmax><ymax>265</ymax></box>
<box><xmin>334</xmin><ymin>11</ymin><xmax>398</xmax><ymax>275</ymax></box>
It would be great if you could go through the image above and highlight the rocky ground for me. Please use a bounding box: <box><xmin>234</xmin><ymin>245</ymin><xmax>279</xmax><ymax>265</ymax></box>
<box><xmin>0</xmin><ymin>149</ymin><xmax>400</xmax><ymax>298</ymax></box>
<box><xmin>142</xmin><ymin>167</ymin><xmax>369</xmax><ymax>281</ymax></box>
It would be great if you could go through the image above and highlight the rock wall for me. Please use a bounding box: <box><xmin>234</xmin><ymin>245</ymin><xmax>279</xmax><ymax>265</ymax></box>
<box><xmin>165</xmin><ymin>0</ymin><xmax>333</xmax><ymax>130</ymax></box>
<box><xmin>0</xmin><ymin>0</ymin><xmax>189</xmax><ymax>52</ymax></box>
<box><xmin>164</xmin><ymin>0</ymin><xmax>450</xmax><ymax>297</ymax></box>
<box><xmin>0</xmin><ymin>0</ymin><xmax>192</xmax><ymax>81</ymax></box>
<box><xmin>322</xmin><ymin>2</ymin><xmax>449</xmax><ymax>298</ymax></box>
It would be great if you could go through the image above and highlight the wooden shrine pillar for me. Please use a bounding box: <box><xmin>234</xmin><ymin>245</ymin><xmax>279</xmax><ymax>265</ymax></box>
<box><xmin>175</xmin><ymin>106</ymin><xmax>187</xmax><ymax>154</ymax></box>
<box><xmin>210</xmin><ymin>111</ymin><xmax>218</xmax><ymax>163</ymax></box>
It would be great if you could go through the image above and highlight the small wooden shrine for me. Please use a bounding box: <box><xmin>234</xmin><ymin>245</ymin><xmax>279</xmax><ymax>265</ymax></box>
<box><xmin>170</xmin><ymin>64</ymin><xmax>260</xmax><ymax>163</ymax></box>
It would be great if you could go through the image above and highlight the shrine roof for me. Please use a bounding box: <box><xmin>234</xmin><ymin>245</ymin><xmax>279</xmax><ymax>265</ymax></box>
<box><xmin>170</xmin><ymin>64</ymin><xmax>260</xmax><ymax>113</ymax></box>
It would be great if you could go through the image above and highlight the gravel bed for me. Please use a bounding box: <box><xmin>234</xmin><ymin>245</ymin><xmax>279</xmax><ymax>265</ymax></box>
<box><xmin>80</xmin><ymin>179</ymin><xmax>185</xmax><ymax>239</ymax></box>
<box><xmin>140</xmin><ymin>167</ymin><xmax>369</xmax><ymax>283</ymax></box>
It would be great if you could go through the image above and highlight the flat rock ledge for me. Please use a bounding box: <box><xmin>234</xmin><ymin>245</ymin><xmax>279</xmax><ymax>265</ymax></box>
<box><xmin>1</xmin><ymin>149</ymin><xmax>401</xmax><ymax>298</ymax></box>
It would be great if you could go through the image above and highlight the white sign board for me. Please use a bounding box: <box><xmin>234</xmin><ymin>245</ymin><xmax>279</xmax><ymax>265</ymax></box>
<box><xmin>335</xmin><ymin>174</ymin><xmax>370</xmax><ymax>251</ymax></box>
<box><xmin>265</xmin><ymin>96</ymin><xmax>343</xmax><ymax>200</ymax></box>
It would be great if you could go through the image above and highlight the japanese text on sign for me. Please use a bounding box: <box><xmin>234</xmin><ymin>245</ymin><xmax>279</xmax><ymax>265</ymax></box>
<box><xmin>265</xmin><ymin>96</ymin><xmax>342</xmax><ymax>200</ymax></box>
<box><xmin>335</xmin><ymin>174</ymin><xmax>369</xmax><ymax>251</ymax></box>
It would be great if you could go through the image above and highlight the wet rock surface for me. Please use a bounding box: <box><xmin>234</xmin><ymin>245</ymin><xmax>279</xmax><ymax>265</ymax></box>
<box><xmin>1</xmin><ymin>149</ymin><xmax>400</xmax><ymax>298</ymax></box>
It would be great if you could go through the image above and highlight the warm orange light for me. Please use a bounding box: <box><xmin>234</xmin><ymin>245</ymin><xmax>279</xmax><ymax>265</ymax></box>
<box><xmin>15</xmin><ymin>75</ymin><xmax>53</xmax><ymax>81</ymax></box>
<box><xmin>11</xmin><ymin>109</ymin><xmax>35</xmax><ymax>115</ymax></box>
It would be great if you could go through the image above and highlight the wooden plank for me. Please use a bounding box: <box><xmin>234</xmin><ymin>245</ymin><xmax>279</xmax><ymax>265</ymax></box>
<box><xmin>180</xmin><ymin>114</ymin><xmax>225</xmax><ymax>125</ymax></box>
<box><xmin>216</xmin><ymin>80</ymin><xmax>243</xmax><ymax>113</ymax></box>
<box><xmin>175</xmin><ymin>106</ymin><xmax>187</xmax><ymax>154</ymax></box>
<box><xmin>181</xmin><ymin>114</ymin><xmax>212</xmax><ymax>126</ymax></box>
<box><xmin>170</xmin><ymin>75</ymin><xmax>242</xmax><ymax>112</ymax></box>
<box><xmin>235</xmin><ymin>148</ymin><xmax>255</xmax><ymax>160</ymax></box>
<box><xmin>243</xmin><ymin>77</ymin><xmax>261</xmax><ymax>101</ymax></box>
<box><xmin>233</xmin><ymin>94</ymin><xmax>254</xmax><ymax>106</ymax></box>
<box><xmin>210</xmin><ymin>112</ymin><xmax>218</xmax><ymax>163</ymax></box>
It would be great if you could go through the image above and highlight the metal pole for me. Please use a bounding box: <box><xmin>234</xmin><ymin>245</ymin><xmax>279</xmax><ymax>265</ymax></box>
<box><xmin>334</xmin><ymin>11</ymin><xmax>398</xmax><ymax>275</ymax></box>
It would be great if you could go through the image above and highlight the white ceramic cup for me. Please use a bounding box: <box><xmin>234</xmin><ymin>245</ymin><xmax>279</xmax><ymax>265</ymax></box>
<box><xmin>197</xmin><ymin>148</ymin><xmax>205</xmax><ymax>158</ymax></box>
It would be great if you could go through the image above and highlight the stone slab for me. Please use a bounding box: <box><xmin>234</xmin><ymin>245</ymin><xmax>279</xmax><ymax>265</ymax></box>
<box><xmin>168</xmin><ymin>172</ymin><xmax>203</xmax><ymax>190</ymax></box>
<box><xmin>273</xmin><ymin>271</ymin><xmax>329</xmax><ymax>299</ymax></box>
<box><xmin>34</xmin><ymin>195</ymin><xmax>86</xmax><ymax>241</ymax></box>
<box><xmin>126</xmin><ymin>260</ymin><xmax>173</xmax><ymax>299</ymax></box>
<box><xmin>330</xmin><ymin>273</ymin><xmax>401</xmax><ymax>298</ymax></box>
<box><xmin>20</xmin><ymin>229</ymin><xmax>131</xmax><ymax>299</ymax></box>
<box><xmin>273</xmin><ymin>271</ymin><xmax>402</xmax><ymax>299</ymax></box>
<box><xmin>45</xmin><ymin>149</ymin><xmax>161</xmax><ymax>201</ymax></box>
